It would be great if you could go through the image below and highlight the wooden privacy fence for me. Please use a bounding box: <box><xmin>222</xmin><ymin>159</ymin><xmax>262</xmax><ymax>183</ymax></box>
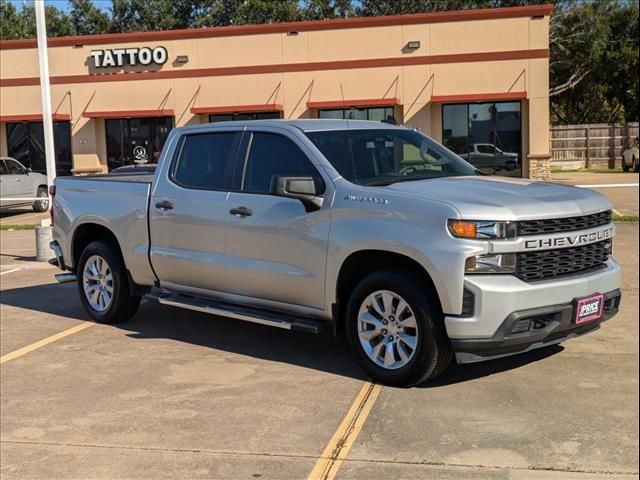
<box><xmin>550</xmin><ymin>122</ymin><xmax>639</xmax><ymax>170</ymax></box>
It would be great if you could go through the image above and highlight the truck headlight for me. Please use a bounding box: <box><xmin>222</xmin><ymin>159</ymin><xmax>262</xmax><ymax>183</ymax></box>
<box><xmin>465</xmin><ymin>253</ymin><xmax>516</xmax><ymax>274</ymax></box>
<box><xmin>448</xmin><ymin>219</ymin><xmax>517</xmax><ymax>239</ymax></box>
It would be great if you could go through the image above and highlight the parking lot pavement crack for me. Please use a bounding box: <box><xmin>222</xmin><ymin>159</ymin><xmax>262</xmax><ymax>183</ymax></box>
<box><xmin>2</xmin><ymin>441</ymin><xmax>636</xmax><ymax>477</ymax></box>
<box><xmin>0</xmin><ymin>439</ymin><xmax>320</xmax><ymax>461</ymax></box>
<box><xmin>338</xmin><ymin>456</ymin><xmax>639</xmax><ymax>476</ymax></box>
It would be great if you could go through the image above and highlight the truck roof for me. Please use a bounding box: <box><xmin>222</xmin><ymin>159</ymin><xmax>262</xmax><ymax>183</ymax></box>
<box><xmin>178</xmin><ymin>119</ymin><xmax>404</xmax><ymax>134</ymax></box>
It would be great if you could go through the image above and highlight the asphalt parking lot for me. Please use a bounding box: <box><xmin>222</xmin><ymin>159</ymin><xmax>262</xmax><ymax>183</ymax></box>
<box><xmin>550</xmin><ymin>172</ymin><xmax>639</xmax><ymax>217</ymax></box>
<box><xmin>1</xmin><ymin>173</ymin><xmax>639</xmax><ymax>479</ymax></box>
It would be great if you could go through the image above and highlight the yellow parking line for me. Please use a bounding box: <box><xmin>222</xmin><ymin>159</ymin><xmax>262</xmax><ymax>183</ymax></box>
<box><xmin>0</xmin><ymin>322</ymin><xmax>94</xmax><ymax>365</ymax></box>
<box><xmin>307</xmin><ymin>381</ymin><xmax>382</xmax><ymax>480</ymax></box>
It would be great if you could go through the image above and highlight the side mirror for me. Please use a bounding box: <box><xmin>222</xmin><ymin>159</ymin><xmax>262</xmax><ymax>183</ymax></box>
<box><xmin>272</xmin><ymin>176</ymin><xmax>324</xmax><ymax>211</ymax></box>
<box><xmin>26</xmin><ymin>167</ymin><xmax>32</xmax><ymax>173</ymax></box>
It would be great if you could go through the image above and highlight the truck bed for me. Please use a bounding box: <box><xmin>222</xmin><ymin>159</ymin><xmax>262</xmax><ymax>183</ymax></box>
<box><xmin>53</xmin><ymin>174</ymin><xmax>155</xmax><ymax>286</ymax></box>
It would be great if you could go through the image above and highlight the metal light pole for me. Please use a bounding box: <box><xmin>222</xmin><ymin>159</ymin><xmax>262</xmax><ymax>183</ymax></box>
<box><xmin>35</xmin><ymin>0</ymin><xmax>56</xmax><ymax>203</ymax></box>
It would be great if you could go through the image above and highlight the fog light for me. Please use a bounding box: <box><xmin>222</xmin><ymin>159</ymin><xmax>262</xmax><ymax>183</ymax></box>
<box><xmin>465</xmin><ymin>253</ymin><xmax>516</xmax><ymax>274</ymax></box>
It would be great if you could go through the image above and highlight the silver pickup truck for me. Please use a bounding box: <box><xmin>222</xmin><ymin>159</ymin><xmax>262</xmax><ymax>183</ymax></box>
<box><xmin>50</xmin><ymin>120</ymin><xmax>622</xmax><ymax>386</ymax></box>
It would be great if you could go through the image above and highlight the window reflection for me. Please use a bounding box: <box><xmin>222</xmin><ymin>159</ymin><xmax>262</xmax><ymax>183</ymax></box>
<box><xmin>6</xmin><ymin>121</ymin><xmax>73</xmax><ymax>176</ymax></box>
<box><xmin>442</xmin><ymin>102</ymin><xmax>522</xmax><ymax>177</ymax></box>
<box><xmin>318</xmin><ymin>107</ymin><xmax>395</xmax><ymax>122</ymax></box>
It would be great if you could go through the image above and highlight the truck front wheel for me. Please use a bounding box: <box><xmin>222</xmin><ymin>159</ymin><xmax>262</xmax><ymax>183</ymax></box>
<box><xmin>77</xmin><ymin>240</ymin><xmax>140</xmax><ymax>324</ymax></box>
<box><xmin>345</xmin><ymin>270</ymin><xmax>453</xmax><ymax>387</ymax></box>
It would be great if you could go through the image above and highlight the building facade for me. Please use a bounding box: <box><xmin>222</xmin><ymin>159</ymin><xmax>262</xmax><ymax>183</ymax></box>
<box><xmin>0</xmin><ymin>4</ymin><xmax>552</xmax><ymax>179</ymax></box>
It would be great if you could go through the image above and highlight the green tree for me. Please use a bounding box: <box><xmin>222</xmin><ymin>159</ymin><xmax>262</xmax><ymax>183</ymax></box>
<box><xmin>110</xmin><ymin>0</ymin><xmax>202</xmax><ymax>33</ymax></box>
<box><xmin>6</xmin><ymin>3</ymin><xmax>74</xmax><ymax>39</ymax></box>
<box><xmin>550</xmin><ymin>0</ymin><xmax>639</xmax><ymax>123</ymax></box>
<box><xmin>69</xmin><ymin>0</ymin><xmax>110</xmax><ymax>35</ymax></box>
<box><xmin>300</xmin><ymin>0</ymin><xmax>354</xmax><ymax>20</ymax></box>
<box><xmin>0</xmin><ymin>0</ymin><xmax>28</xmax><ymax>40</ymax></box>
<box><xmin>196</xmin><ymin>0</ymin><xmax>238</xmax><ymax>27</ymax></box>
<box><xmin>232</xmin><ymin>0</ymin><xmax>299</xmax><ymax>25</ymax></box>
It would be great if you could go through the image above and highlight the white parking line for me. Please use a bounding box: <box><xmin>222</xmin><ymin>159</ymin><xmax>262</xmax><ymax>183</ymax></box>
<box><xmin>0</xmin><ymin>268</ymin><xmax>22</xmax><ymax>276</ymax></box>
<box><xmin>575</xmin><ymin>183</ymin><xmax>639</xmax><ymax>188</ymax></box>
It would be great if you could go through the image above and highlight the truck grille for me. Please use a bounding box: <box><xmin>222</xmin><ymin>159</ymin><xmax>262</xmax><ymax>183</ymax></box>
<box><xmin>517</xmin><ymin>211</ymin><xmax>612</xmax><ymax>236</ymax></box>
<box><xmin>515</xmin><ymin>240</ymin><xmax>611</xmax><ymax>281</ymax></box>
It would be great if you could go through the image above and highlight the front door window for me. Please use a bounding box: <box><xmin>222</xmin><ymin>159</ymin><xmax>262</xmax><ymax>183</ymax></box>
<box><xmin>106</xmin><ymin>116</ymin><xmax>173</xmax><ymax>171</ymax></box>
<box><xmin>443</xmin><ymin>102</ymin><xmax>522</xmax><ymax>177</ymax></box>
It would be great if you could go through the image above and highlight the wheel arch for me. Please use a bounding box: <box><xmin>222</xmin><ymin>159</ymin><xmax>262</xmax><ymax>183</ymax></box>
<box><xmin>333</xmin><ymin>249</ymin><xmax>442</xmax><ymax>335</ymax></box>
<box><xmin>72</xmin><ymin>223</ymin><xmax>124</xmax><ymax>272</ymax></box>
<box><xmin>72</xmin><ymin>222</ymin><xmax>149</xmax><ymax>296</ymax></box>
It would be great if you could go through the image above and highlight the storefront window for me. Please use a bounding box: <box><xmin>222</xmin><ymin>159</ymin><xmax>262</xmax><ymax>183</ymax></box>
<box><xmin>209</xmin><ymin>111</ymin><xmax>281</xmax><ymax>122</ymax></box>
<box><xmin>318</xmin><ymin>106</ymin><xmax>394</xmax><ymax>122</ymax></box>
<box><xmin>5</xmin><ymin>121</ymin><xmax>73</xmax><ymax>176</ymax></box>
<box><xmin>106</xmin><ymin>116</ymin><xmax>173</xmax><ymax>170</ymax></box>
<box><xmin>442</xmin><ymin>102</ymin><xmax>522</xmax><ymax>177</ymax></box>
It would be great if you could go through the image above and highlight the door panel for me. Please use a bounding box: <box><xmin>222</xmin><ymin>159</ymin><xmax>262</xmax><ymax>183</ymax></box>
<box><xmin>150</xmin><ymin>186</ymin><xmax>230</xmax><ymax>292</ymax></box>
<box><xmin>149</xmin><ymin>131</ymin><xmax>241</xmax><ymax>292</ymax></box>
<box><xmin>4</xmin><ymin>159</ymin><xmax>31</xmax><ymax>197</ymax></box>
<box><xmin>223</xmin><ymin>131</ymin><xmax>330</xmax><ymax>310</ymax></box>
<box><xmin>225</xmin><ymin>193</ymin><xmax>330</xmax><ymax>310</ymax></box>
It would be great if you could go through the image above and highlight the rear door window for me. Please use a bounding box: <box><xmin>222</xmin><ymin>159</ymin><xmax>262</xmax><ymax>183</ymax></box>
<box><xmin>172</xmin><ymin>132</ymin><xmax>240</xmax><ymax>190</ymax></box>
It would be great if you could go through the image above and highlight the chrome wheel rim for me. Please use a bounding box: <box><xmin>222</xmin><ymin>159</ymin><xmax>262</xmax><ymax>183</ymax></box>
<box><xmin>357</xmin><ymin>290</ymin><xmax>418</xmax><ymax>370</ymax></box>
<box><xmin>82</xmin><ymin>255</ymin><xmax>113</xmax><ymax>312</ymax></box>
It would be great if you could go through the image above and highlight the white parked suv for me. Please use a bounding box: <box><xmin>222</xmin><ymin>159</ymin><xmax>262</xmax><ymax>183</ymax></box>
<box><xmin>0</xmin><ymin>157</ymin><xmax>49</xmax><ymax>212</ymax></box>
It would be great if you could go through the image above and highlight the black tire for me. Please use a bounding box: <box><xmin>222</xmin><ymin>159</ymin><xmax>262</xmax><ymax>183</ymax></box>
<box><xmin>345</xmin><ymin>269</ymin><xmax>453</xmax><ymax>387</ymax></box>
<box><xmin>622</xmin><ymin>157</ymin><xmax>630</xmax><ymax>172</ymax></box>
<box><xmin>32</xmin><ymin>187</ymin><xmax>49</xmax><ymax>212</ymax></box>
<box><xmin>634</xmin><ymin>156</ymin><xmax>638</xmax><ymax>173</ymax></box>
<box><xmin>77</xmin><ymin>240</ymin><xmax>140</xmax><ymax>323</ymax></box>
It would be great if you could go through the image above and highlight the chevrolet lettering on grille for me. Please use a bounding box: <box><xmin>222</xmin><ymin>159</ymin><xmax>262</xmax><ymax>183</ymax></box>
<box><xmin>490</xmin><ymin>224</ymin><xmax>615</xmax><ymax>254</ymax></box>
<box><xmin>524</xmin><ymin>226</ymin><xmax>615</xmax><ymax>250</ymax></box>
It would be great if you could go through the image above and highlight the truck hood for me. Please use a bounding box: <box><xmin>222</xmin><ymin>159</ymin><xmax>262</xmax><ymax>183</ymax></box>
<box><xmin>385</xmin><ymin>176</ymin><xmax>612</xmax><ymax>220</ymax></box>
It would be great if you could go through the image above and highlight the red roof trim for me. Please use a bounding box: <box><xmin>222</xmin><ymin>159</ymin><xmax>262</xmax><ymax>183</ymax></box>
<box><xmin>0</xmin><ymin>49</ymin><xmax>548</xmax><ymax>88</ymax></box>
<box><xmin>307</xmin><ymin>98</ymin><xmax>400</xmax><ymax>109</ymax></box>
<box><xmin>191</xmin><ymin>104</ymin><xmax>284</xmax><ymax>115</ymax></box>
<box><xmin>82</xmin><ymin>109</ymin><xmax>175</xmax><ymax>119</ymax></box>
<box><xmin>0</xmin><ymin>113</ymin><xmax>71</xmax><ymax>122</ymax></box>
<box><xmin>431</xmin><ymin>91</ymin><xmax>527</xmax><ymax>103</ymax></box>
<box><xmin>0</xmin><ymin>5</ymin><xmax>553</xmax><ymax>51</ymax></box>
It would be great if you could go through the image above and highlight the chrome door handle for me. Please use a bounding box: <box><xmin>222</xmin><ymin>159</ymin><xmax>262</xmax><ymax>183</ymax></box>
<box><xmin>229</xmin><ymin>206</ymin><xmax>253</xmax><ymax>217</ymax></box>
<box><xmin>155</xmin><ymin>200</ymin><xmax>174</xmax><ymax>210</ymax></box>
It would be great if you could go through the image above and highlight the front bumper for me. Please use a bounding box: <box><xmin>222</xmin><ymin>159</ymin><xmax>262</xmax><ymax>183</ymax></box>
<box><xmin>452</xmin><ymin>289</ymin><xmax>621</xmax><ymax>364</ymax></box>
<box><xmin>444</xmin><ymin>258</ymin><xmax>622</xmax><ymax>363</ymax></box>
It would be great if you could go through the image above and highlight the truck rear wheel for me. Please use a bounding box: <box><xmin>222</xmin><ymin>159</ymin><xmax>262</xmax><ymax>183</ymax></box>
<box><xmin>345</xmin><ymin>270</ymin><xmax>452</xmax><ymax>387</ymax></box>
<box><xmin>77</xmin><ymin>240</ymin><xmax>140</xmax><ymax>324</ymax></box>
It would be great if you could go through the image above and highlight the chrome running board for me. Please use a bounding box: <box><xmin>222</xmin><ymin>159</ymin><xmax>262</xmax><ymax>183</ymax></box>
<box><xmin>145</xmin><ymin>292</ymin><xmax>325</xmax><ymax>334</ymax></box>
<box><xmin>54</xmin><ymin>273</ymin><xmax>77</xmax><ymax>284</ymax></box>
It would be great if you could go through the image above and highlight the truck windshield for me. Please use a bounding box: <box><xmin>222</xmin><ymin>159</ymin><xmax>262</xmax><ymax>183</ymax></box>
<box><xmin>305</xmin><ymin>128</ymin><xmax>478</xmax><ymax>186</ymax></box>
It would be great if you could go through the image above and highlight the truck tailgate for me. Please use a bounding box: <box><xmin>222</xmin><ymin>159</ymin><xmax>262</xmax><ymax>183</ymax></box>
<box><xmin>52</xmin><ymin>176</ymin><xmax>155</xmax><ymax>286</ymax></box>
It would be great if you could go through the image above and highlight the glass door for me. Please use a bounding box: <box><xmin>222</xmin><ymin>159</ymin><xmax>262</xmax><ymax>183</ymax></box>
<box><xmin>106</xmin><ymin>116</ymin><xmax>173</xmax><ymax>170</ymax></box>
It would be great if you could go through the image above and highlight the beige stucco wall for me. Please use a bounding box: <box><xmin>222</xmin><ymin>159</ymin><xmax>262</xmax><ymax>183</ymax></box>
<box><xmin>0</xmin><ymin>9</ymin><xmax>550</xmax><ymax>177</ymax></box>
